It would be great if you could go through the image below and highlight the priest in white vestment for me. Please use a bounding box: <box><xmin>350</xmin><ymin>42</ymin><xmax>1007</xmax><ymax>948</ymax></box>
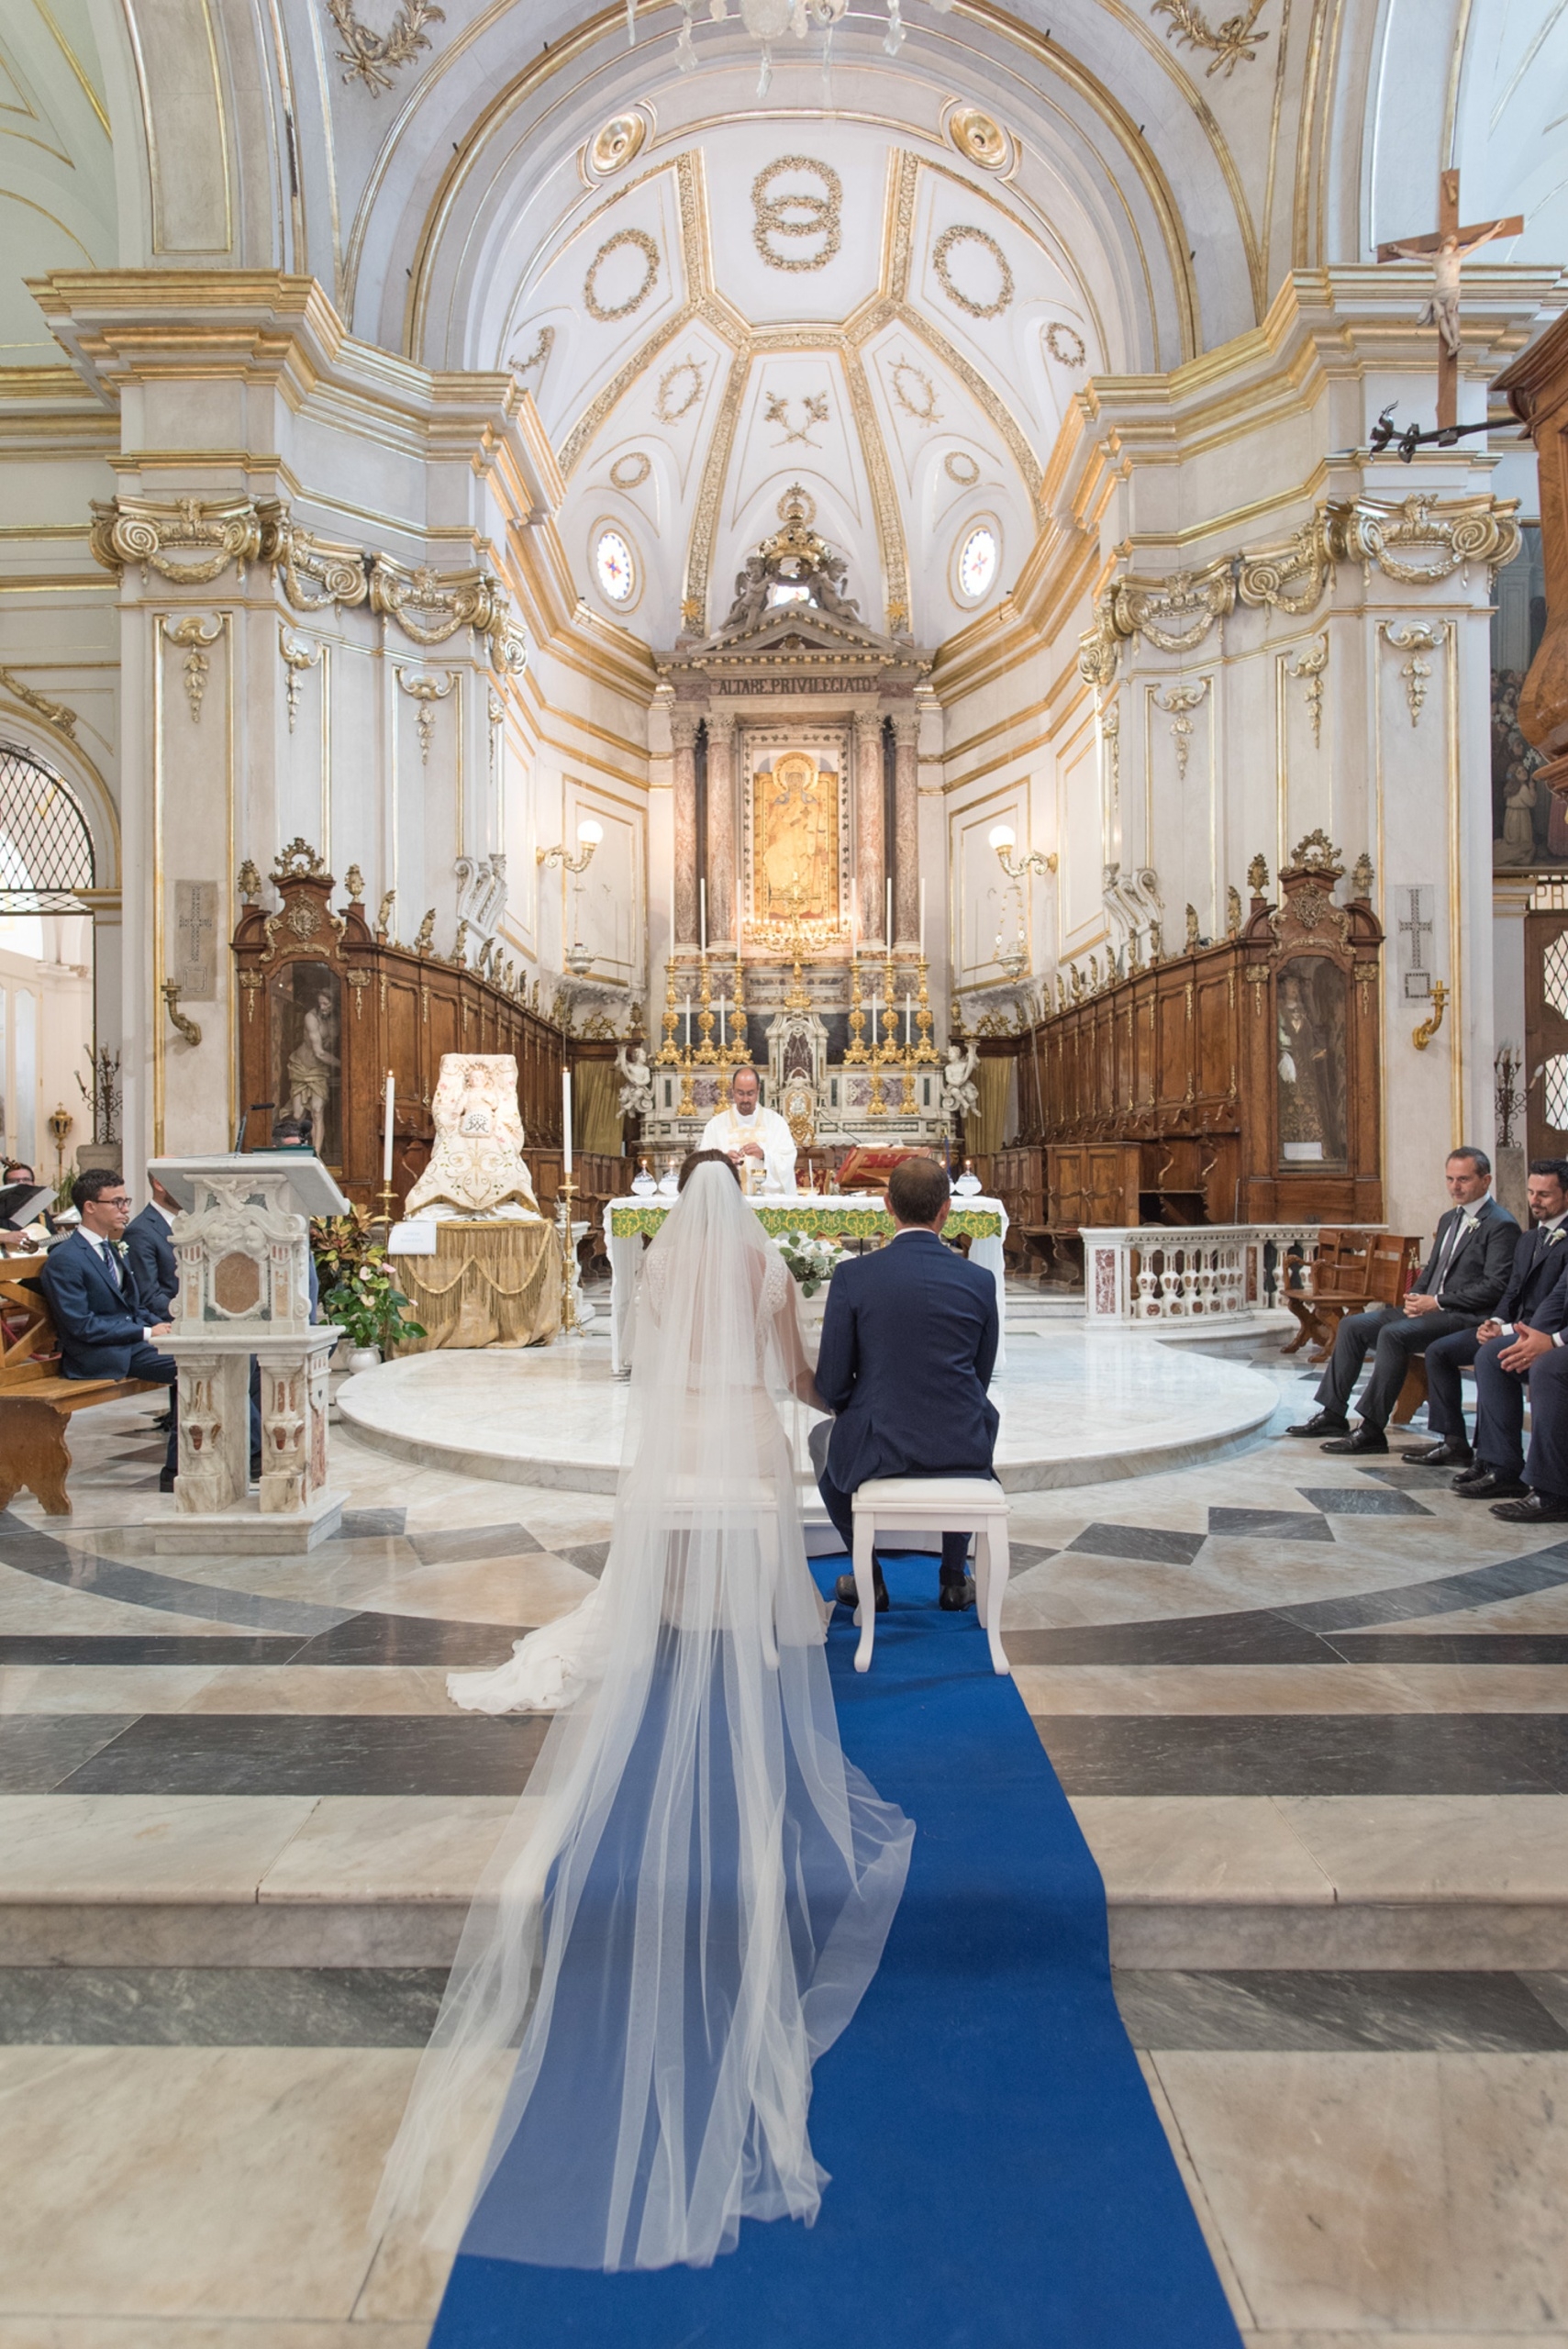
<box><xmin>699</xmin><ymin>1065</ymin><xmax>798</xmax><ymax>1194</ymax></box>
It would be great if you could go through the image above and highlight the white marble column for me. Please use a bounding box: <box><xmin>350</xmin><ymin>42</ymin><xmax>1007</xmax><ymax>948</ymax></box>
<box><xmin>706</xmin><ymin>707</ymin><xmax>737</xmax><ymax>950</ymax></box>
<box><xmin>892</xmin><ymin>709</ymin><xmax>919</xmax><ymax>948</ymax></box>
<box><xmin>854</xmin><ymin>707</ymin><xmax>885</xmax><ymax>947</ymax></box>
<box><xmin>673</xmin><ymin>707</ymin><xmax>699</xmax><ymax>949</ymax></box>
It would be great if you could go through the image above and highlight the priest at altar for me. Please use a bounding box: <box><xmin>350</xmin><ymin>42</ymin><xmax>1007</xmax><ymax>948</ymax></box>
<box><xmin>699</xmin><ymin>1065</ymin><xmax>799</xmax><ymax>1195</ymax></box>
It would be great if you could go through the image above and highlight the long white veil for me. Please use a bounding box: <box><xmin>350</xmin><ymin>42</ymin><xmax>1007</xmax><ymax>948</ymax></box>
<box><xmin>373</xmin><ymin>1161</ymin><xmax>913</xmax><ymax>2272</ymax></box>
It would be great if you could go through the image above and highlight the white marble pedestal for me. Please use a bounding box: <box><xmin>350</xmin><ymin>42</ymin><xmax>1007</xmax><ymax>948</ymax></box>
<box><xmin>149</xmin><ymin>1153</ymin><xmax>349</xmax><ymax>1553</ymax></box>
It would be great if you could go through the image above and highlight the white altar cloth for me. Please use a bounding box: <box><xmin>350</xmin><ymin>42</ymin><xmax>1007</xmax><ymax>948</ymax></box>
<box><xmin>604</xmin><ymin>1193</ymin><xmax>1008</xmax><ymax>1376</ymax></box>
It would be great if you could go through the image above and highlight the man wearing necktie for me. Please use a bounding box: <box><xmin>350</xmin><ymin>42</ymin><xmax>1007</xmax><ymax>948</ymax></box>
<box><xmin>1287</xmin><ymin>1148</ymin><xmax>1519</xmax><ymax>1456</ymax></box>
<box><xmin>40</xmin><ymin>1168</ymin><xmax>180</xmax><ymax>1487</ymax></box>
<box><xmin>1410</xmin><ymin>1159</ymin><xmax>1568</xmax><ymax>1484</ymax></box>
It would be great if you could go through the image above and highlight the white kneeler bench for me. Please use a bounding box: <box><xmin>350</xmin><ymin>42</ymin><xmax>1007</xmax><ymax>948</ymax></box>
<box><xmin>851</xmin><ymin>1476</ymin><xmax>1011</xmax><ymax>1677</ymax></box>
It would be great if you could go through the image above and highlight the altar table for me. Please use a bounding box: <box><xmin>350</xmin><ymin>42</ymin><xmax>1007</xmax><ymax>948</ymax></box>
<box><xmin>604</xmin><ymin>1194</ymin><xmax>1008</xmax><ymax>1376</ymax></box>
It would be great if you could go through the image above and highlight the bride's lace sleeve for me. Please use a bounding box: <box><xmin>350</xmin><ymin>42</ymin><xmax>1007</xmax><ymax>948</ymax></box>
<box><xmin>640</xmin><ymin>1243</ymin><xmax>669</xmax><ymax>1323</ymax></box>
<box><xmin>760</xmin><ymin>1244</ymin><xmax>790</xmax><ymax>1319</ymax></box>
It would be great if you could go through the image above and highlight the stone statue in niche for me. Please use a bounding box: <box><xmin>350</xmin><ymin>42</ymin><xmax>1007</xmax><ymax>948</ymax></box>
<box><xmin>940</xmin><ymin>1040</ymin><xmax>980</xmax><ymax>1119</ymax></box>
<box><xmin>1276</xmin><ymin>961</ymin><xmax>1348</xmax><ymax>1170</ymax></box>
<box><xmin>615</xmin><ymin>1040</ymin><xmax>654</xmax><ymax>1119</ymax></box>
<box><xmin>274</xmin><ymin>962</ymin><xmax>341</xmax><ymax>1161</ymax></box>
<box><xmin>404</xmin><ymin>1053</ymin><xmax>543</xmax><ymax>1220</ymax></box>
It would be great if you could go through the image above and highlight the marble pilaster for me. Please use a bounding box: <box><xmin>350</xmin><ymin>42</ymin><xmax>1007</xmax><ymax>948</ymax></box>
<box><xmin>854</xmin><ymin>708</ymin><xmax>885</xmax><ymax>948</ymax></box>
<box><xmin>706</xmin><ymin>707</ymin><xmax>737</xmax><ymax>951</ymax></box>
<box><xmin>893</xmin><ymin>710</ymin><xmax>919</xmax><ymax>948</ymax></box>
<box><xmin>672</xmin><ymin>708</ymin><xmax>699</xmax><ymax>950</ymax></box>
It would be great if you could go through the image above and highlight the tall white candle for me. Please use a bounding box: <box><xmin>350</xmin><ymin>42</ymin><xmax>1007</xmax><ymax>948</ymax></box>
<box><xmin>919</xmin><ymin>879</ymin><xmax>926</xmax><ymax>961</ymax></box>
<box><xmin>382</xmin><ymin>1071</ymin><xmax>395</xmax><ymax>1186</ymax></box>
<box><xmin>885</xmin><ymin>877</ymin><xmax>893</xmax><ymax>952</ymax></box>
<box><xmin>562</xmin><ymin>1068</ymin><xmax>573</xmax><ymax>1176</ymax></box>
<box><xmin>699</xmin><ymin>878</ymin><xmax>707</xmax><ymax>954</ymax></box>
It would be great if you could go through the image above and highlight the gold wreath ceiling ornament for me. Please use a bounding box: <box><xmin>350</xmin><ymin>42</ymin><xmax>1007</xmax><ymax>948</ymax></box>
<box><xmin>947</xmin><ymin>107</ymin><xmax>1008</xmax><ymax>169</ymax></box>
<box><xmin>943</xmin><ymin>450</ymin><xmax>981</xmax><ymax>485</ymax></box>
<box><xmin>1044</xmin><ymin>322</ymin><xmax>1087</xmax><ymax>368</ymax></box>
<box><xmin>654</xmin><ymin>359</ymin><xmax>706</xmax><ymax>423</ymax></box>
<box><xmin>751</xmin><ymin>156</ymin><xmax>843</xmax><ymax>273</ymax></box>
<box><xmin>932</xmin><ymin>223</ymin><xmax>1015</xmax><ymax>318</ymax></box>
<box><xmin>609</xmin><ymin>451</ymin><xmax>653</xmax><ymax>490</ymax></box>
<box><xmin>583</xmin><ymin>228</ymin><xmax>662</xmax><ymax>323</ymax></box>
<box><xmin>589</xmin><ymin>113</ymin><xmax>647</xmax><ymax>175</ymax></box>
<box><xmin>326</xmin><ymin>0</ymin><xmax>444</xmax><ymax>95</ymax></box>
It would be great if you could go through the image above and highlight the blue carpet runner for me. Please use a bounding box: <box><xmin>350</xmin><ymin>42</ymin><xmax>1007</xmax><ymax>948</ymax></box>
<box><xmin>427</xmin><ymin>1556</ymin><xmax>1244</xmax><ymax>2347</ymax></box>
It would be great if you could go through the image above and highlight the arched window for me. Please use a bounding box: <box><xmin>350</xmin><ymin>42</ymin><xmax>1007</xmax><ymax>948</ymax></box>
<box><xmin>0</xmin><ymin>745</ymin><xmax>95</xmax><ymax>911</ymax></box>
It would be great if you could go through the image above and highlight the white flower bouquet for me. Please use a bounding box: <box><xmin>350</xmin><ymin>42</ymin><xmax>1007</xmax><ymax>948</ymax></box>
<box><xmin>776</xmin><ymin>1230</ymin><xmax>843</xmax><ymax>1298</ymax></box>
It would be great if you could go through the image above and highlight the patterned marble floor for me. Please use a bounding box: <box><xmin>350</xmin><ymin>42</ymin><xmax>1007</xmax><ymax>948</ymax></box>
<box><xmin>4</xmin><ymin>1315</ymin><xmax>1568</xmax><ymax>2349</ymax></box>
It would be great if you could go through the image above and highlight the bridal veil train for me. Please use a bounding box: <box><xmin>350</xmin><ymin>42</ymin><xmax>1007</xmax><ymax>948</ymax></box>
<box><xmin>373</xmin><ymin>1157</ymin><xmax>913</xmax><ymax>2273</ymax></box>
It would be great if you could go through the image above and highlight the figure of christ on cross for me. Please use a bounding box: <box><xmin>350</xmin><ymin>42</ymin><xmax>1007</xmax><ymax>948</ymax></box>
<box><xmin>1377</xmin><ymin>170</ymin><xmax>1524</xmax><ymax>429</ymax></box>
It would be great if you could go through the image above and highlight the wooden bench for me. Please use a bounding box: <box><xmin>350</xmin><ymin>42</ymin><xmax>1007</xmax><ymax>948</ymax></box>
<box><xmin>1280</xmin><ymin>1232</ymin><xmax>1435</xmax><ymax>1427</ymax></box>
<box><xmin>0</xmin><ymin>1263</ymin><xmax>161</xmax><ymax>1515</ymax></box>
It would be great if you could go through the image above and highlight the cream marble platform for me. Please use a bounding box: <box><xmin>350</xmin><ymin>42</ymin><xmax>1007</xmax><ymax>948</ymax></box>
<box><xmin>336</xmin><ymin>1332</ymin><xmax>1280</xmax><ymax>1497</ymax></box>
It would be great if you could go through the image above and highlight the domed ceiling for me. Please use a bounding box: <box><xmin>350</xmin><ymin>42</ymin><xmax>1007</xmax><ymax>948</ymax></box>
<box><xmin>501</xmin><ymin>118</ymin><xmax>1092</xmax><ymax>646</ymax></box>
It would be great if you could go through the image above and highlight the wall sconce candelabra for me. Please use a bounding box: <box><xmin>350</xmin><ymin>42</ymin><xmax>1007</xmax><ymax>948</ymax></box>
<box><xmin>536</xmin><ymin>818</ymin><xmax>604</xmax><ymax>874</ymax></box>
<box><xmin>988</xmin><ymin>824</ymin><xmax>1058</xmax><ymax>880</ymax></box>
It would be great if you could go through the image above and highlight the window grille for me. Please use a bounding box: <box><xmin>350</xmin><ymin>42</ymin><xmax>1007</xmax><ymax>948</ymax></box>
<box><xmin>0</xmin><ymin>744</ymin><xmax>95</xmax><ymax>911</ymax></box>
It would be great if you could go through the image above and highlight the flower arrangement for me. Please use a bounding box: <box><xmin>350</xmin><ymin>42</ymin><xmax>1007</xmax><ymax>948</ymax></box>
<box><xmin>312</xmin><ymin>1208</ymin><xmax>427</xmax><ymax>1354</ymax></box>
<box><xmin>775</xmin><ymin>1229</ymin><xmax>842</xmax><ymax>1298</ymax></box>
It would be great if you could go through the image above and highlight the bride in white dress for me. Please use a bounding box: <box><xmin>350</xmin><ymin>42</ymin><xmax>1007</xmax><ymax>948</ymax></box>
<box><xmin>373</xmin><ymin>1153</ymin><xmax>912</xmax><ymax>2274</ymax></box>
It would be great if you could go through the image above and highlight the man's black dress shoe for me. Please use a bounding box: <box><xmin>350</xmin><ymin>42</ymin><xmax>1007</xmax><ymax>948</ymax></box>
<box><xmin>1455</xmin><ymin>1469</ymin><xmax>1529</xmax><ymax>1500</ymax></box>
<box><xmin>939</xmin><ymin>1575</ymin><xmax>977</xmax><ymax>1612</ymax></box>
<box><xmin>152</xmin><ymin>1410</ymin><xmax>172</xmax><ymax>1432</ymax></box>
<box><xmin>1284</xmin><ymin>1411</ymin><xmax>1350</xmax><ymax>1439</ymax></box>
<box><xmin>158</xmin><ymin>1471</ymin><xmax>176</xmax><ymax>1493</ymax></box>
<box><xmin>1318</xmin><ymin>1423</ymin><xmax>1388</xmax><ymax>1454</ymax></box>
<box><xmin>834</xmin><ymin>1569</ymin><xmax>890</xmax><ymax>1612</ymax></box>
<box><xmin>1403</xmin><ymin>1440</ymin><xmax>1473</xmax><ymax>1468</ymax></box>
<box><xmin>1491</xmin><ymin>1491</ymin><xmax>1568</xmax><ymax>1523</ymax></box>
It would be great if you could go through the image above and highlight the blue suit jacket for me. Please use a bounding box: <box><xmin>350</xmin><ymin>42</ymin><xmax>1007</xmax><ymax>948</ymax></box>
<box><xmin>123</xmin><ymin>1204</ymin><xmax>179</xmax><ymax>1320</ymax></box>
<box><xmin>1498</xmin><ymin>1221</ymin><xmax>1568</xmax><ymax>1330</ymax></box>
<box><xmin>40</xmin><ymin>1229</ymin><xmax>159</xmax><ymax>1379</ymax></box>
<box><xmin>815</xmin><ymin>1229</ymin><xmax>999</xmax><ymax>1490</ymax></box>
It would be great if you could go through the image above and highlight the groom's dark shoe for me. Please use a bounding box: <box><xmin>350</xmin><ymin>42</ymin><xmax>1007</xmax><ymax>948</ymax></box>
<box><xmin>835</xmin><ymin>1567</ymin><xmax>890</xmax><ymax>1612</ymax></box>
<box><xmin>939</xmin><ymin>1575</ymin><xmax>977</xmax><ymax>1611</ymax></box>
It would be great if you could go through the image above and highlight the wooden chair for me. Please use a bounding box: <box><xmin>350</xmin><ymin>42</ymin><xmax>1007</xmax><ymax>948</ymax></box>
<box><xmin>0</xmin><ymin>1264</ymin><xmax>160</xmax><ymax>1516</ymax></box>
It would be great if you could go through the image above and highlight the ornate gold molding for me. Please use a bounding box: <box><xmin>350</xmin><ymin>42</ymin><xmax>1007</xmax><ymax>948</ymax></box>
<box><xmin>1325</xmin><ymin>492</ymin><xmax>1521</xmax><ymax>586</ymax></box>
<box><xmin>275</xmin><ymin>517</ymin><xmax>371</xmax><ymax>613</ymax></box>
<box><xmin>1110</xmin><ymin>559</ymin><xmax>1235</xmax><ymax>653</ymax></box>
<box><xmin>1151</xmin><ymin>0</ymin><xmax>1271</xmax><ymax>78</ymax></box>
<box><xmin>1236</xmin><ymin>515</ymin><xmax>1331</xmax><ymax>615</ymax></box>
<box><xmin>0</xmin><ymin>666</ymin><xmax>77</xmax><ymax>740</ymax></box>
<box><xmin>369</xmin><ymin>555</ymin><xmax>526</xmax><ymax>670</ymax></box>
<box><xmin>89</xmin><ymin>494</ymin><xmax>281</xmax><ymax>586</ymax></box>
<box><xmin>326</xmin><ymin>0</ymin><xmax>445</xmax><ymax>96</ymax></box>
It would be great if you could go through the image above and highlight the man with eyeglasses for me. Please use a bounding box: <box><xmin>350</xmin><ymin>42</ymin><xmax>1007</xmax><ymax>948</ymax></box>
<box><xmin>39</xmin><ymin>1167</ymin><xmax>180</xmax><ymax>1490</ymax></box>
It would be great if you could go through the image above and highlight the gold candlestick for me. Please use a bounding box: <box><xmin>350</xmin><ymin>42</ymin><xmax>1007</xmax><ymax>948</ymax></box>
<box><xmin>899</xmin><ymin>1052</ymin><xmax>917</xmax><ymax>1114</ymax></box>
<box><xmin>695</xmin><ymin>952</ymin><xmax>718</xmax><ymax>1064</ymax></box>
<box><xmin>878</xmin><ymin>954</ymin><xmax>901</xmax><ymax>1063</ymax></box>
<box><xmin>557</xmin><ymin>1172</ymin><xmax>580</xmax><ymax>1336</ymax></box>
<box><xmin>727</xmin><ymin>956</ymin><xmax>749</xmax><ymax>1064</ymax></box>
<box><xmin>656</xmin><ymin>961</ymin><xmax>681</xmax><ymax>1066</ymax></box>
<box><xmin>675</xmin><ymin>1041</ymin><xmax>695</xmax><ymax>1119</ymax></box>
<box><xmin>844</xmin><ymin>955</ymin><xmax>870</xmax><ymax>1063</ymax></box>
<box><xmin>914</xmin><ymin>957</ymin><xmax>939</xmax><ymax>1064</ymax></box>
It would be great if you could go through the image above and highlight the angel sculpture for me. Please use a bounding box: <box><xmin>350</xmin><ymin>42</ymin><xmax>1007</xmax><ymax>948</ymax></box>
<box><xmin>940</xmin><ymin>1039</ymin><xmax>980</xmax><ymax>1119</ymax></box>
<box><xmin>614</xmin><ymin>1039</ymin><xmax>655</xmax><ymax>1119</ymax></box>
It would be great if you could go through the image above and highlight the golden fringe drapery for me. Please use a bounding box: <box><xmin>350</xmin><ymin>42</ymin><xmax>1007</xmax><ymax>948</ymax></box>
<box><xmin>969</xmin><ymin>1057</ymin><xmax>1012</xmax><ymax>1157</ymax></box>
<box><xmin>390</xmin><ymin>1219</ymin><xmax>562</xmax><ymax>1352</ymax></box>
<box><xmin>573</xmin><ymin>1061</ymin><xmax>625</xmax><ymax>1157</ymax></box>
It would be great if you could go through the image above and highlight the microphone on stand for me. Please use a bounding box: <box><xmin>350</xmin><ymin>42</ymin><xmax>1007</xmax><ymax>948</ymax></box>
<box><xmin>234</xmin><ymin>1102</ymin><xmax>275</xmax><ymax>1153</ymax></box>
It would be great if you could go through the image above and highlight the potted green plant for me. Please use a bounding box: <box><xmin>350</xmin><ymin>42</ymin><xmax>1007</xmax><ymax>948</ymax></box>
<box><xmin>314</xmin><ymin>1212</ymin><xmax>426</xmax><ymax>1369</ymax></box>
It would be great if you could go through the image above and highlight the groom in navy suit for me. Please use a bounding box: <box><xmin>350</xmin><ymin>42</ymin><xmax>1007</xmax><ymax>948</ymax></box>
<box><xmin>41</xmin><ymin>1167</ymin><xmax>180</xmax><ymax>1486</ymax></box>
<box><xmin>813</xmin><ymin>1153</ymin><xmax>999</xmax><ymax>1614</ymax></box>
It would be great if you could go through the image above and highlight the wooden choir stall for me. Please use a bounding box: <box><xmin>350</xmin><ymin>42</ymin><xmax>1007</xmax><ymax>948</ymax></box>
<box><xmin>987</xmin><ymin>835</ymin><xmax>1384</xmax><ymax>1275</ymax></box>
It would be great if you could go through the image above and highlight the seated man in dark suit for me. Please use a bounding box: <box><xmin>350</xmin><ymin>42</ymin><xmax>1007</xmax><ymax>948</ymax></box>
<box><xmin>122</xmin><ymin>1175</ymin><xmax>181</xmax><ymax>1319</ymax></box>
<box><xmin>1287</xmin><ymin>1146</ymin><xmax>1518</xmax><ymax>1456</ymax></box>
<box><xmin>40</xmin><ymin>1168</ymin><xmax>179</xmax><ymax>1489</ymax></box>
<box><xmin>1410</xmin><ymin>1158</ymin><xmax>1568</xmax><ymax>1474</ymax></box>
<box><xmin>1456</xmin><ymin>1249</ymin><xmax>1568</xmax><ymax>1511</ymax></box>
<box><xmin>813</xmin><ymin>1153</ymin><xmax>999</xmax><ymax>1614</ymax></box>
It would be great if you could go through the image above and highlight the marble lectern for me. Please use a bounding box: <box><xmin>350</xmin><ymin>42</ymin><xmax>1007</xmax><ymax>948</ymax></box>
<box><xmin>147</xmin><ymin>1152</ymin><xmax>349</xmax><ymax>1553</ymax></box>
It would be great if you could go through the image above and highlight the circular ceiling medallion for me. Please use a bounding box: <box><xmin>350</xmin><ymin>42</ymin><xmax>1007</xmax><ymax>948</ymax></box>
<box><xmin>609</xmin><ymin>451</ymin><xmax>652</xmax><ymax>489</ymax></box>
<box><xmin>589</xmin><ymin>113</ymin><xmax>646</xmax><ymax>176</ymax></box>
<box><xmin>948</xmin><ymin>108</ymin><xmax>1008</xmax><ymax>170</ymax></box>
<box><xmin>932</xmin><ymin>223</ymin><xmax>1015</xmax><ymax>319</ymax></box>
<box><xmin>584</xmin><ymin>228</ymin><xmax>661</xmax><ymax>323</ymax></box>
<box><xmin>944</xmin><ymin>451</ymin><xmax>981</xmax><ymax>485</ymax></box>
<box><xmin>1044</xmin><ymin>320</ymin><xmax>1087</xmax><ymax>368</ymax></box>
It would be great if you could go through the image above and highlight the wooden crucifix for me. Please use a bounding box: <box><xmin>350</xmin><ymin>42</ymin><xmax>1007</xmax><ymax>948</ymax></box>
<box><xmin>1377</xmin><ymin>170</ymin><xmax>1523</xmax><ymax>429</ymax></box>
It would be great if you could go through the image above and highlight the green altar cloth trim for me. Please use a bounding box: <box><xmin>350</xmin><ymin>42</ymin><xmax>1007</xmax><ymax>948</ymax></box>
<box><xmin>607</xmin><ymin>1201</ymin><xmax>1003</xmax><ymax>1242</ymax></box>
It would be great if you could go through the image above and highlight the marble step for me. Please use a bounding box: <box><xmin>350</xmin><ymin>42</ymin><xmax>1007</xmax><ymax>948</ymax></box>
<box><xmin>9</xmin><ymin>1792</ymin><xmax>1568</xmax><ymax>1971</ymax></box>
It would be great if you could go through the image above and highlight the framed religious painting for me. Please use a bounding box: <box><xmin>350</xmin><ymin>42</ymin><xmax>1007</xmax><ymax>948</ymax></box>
<box><xmin>1274</xmin><ymin>957</ymin><xmax>1349</xmax><ymax>1173</ymax></box>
